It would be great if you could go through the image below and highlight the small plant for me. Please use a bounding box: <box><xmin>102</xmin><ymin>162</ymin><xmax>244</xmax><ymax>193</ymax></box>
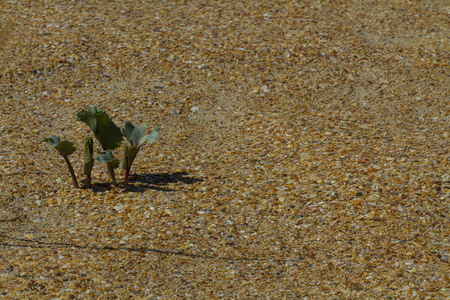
<box><xmin>41</xmin><ymin>134</ymin><xmax>79</xmax><ymax>188</ymax></box>
<box><xmin>41</xmin><ymin>107</ymin><xmax>160</xmax><ymax>189</ymax></box>
<box><xmin>76</xmin><ymin>107</ymin><xmax>123</xmax><ymax>187</ymax></box>
<box><xmin>122</xmin><ymin>122</ymin><xmax>160</xmax><ymax>185</ymax></box>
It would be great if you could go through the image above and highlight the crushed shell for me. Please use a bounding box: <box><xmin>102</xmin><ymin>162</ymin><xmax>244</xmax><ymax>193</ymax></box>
<box><xmin>0</xmin><ymin>0</ymin><xmax>449</xmax><ymax>298</ymax></box>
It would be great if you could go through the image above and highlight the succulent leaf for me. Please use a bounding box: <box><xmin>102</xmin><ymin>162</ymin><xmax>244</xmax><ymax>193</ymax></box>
<box><xmin>122</xmin><ymin>145</ymin><xmax>139</xmax><ymax>170</ymax></box>
<box><xmin>94</xmin><ymin>150</ymin><xmax>113</xmax><ymax>163</ymax></box>
<box><xmin>41</xmin><ymin>134</ymin><xmax>60</xmax><ymax>147</ymax></box>
<box><xmin>146</xmin><ymin>126</ymin><xmax>160</xmax><ymax>144</ymax></box>
<box><xmin>76</xmin><ymin>107</ymin><xmax>123</xmax><ymax>150</ymax></box>
<box><xmin>122</xmin><ymin>122</ymin><xmax>160</xmax><ymax>147</ymax></box>
<box><xmin>94</xmin><ymin>150</ymin><xmax>120</xmax><ymax>168</ymax></box>
<box><xmin>109</xmin><ymin>159</ymin><xmax>120</xmax><ymax>169</ymax></box>
<box><xmin>41</xmin><ymin>134</ymin><xmax>76</xmax><ymax>156</ymax></box>
<box><xmin>84</xmin><ymin>136</ymin><xmax>94</xmax><ymax>176</ymax></box>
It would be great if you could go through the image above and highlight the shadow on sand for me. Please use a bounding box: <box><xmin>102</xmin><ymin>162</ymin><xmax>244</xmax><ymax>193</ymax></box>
<box><xmin>82</xmin><ymin>171</ymin><xmax>203</xmax><ymax>192</ymax></box>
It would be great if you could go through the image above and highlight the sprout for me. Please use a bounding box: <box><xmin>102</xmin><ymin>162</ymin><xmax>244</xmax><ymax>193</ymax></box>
<box><xmin>122</xmin><ymin>122</ymin><xmax>160</xmax><ymax>185</ymax></box>
<box><xmin>76</xmin><ymin>108</ymin><xmax>123</xmax><ymax>187</ymax></box>
<box><xmin>41</xmin><ymin>107</ymin><xmax>161</xmax><ymax>189</ymax></box>
<box><xmin>41</xmin><ymin>134</ymin><xmax>79</xmax><ymax>188</ymax></box>
<box><xmin>84</xmin><ymin>136</ymin><xmax>94</xmax><ymax>188</ymax></box>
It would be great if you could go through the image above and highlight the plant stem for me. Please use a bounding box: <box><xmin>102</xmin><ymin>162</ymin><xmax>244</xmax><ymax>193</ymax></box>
<box><xmin>124</xmin><ymin>168</ymin><xmax>130</xmax><ymax>186</ymax></box>
<box><xmin>62</xmin><ymin>155</ymin><xmax>79</xmax><ymax>189</ymax></box>
<box><xmin>85</xmin><ymin>173</ymin><xmax>91</xmax><ymax>188</ymax></box>
<box><xmin>106</xmin><ymin>162</ymin><xmax>117</xmax><ymax>187</ymax></box>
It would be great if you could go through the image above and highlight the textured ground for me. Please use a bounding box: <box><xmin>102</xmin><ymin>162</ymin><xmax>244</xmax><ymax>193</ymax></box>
<box><xmin>0</xmin><ymin>0</ymin><xmax>449</xmax><ymax>299</ymax></box>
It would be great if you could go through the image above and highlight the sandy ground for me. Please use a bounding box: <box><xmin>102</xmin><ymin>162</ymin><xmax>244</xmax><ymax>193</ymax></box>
<box><xmin>0</xmin><ymin>0</ymin><xmax>449</xmax><ymax>299</ymax></box>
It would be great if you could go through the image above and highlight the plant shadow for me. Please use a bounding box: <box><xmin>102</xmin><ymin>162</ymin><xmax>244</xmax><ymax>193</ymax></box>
<box><xmin>83</xmin><ymin>171</ymin><xmax>203</xmax><ymax>193</ymax></box>
<box><xmin>124</xmin><ymin>171</ymin><xmax>204</xmax><ymax>192</ymax></box>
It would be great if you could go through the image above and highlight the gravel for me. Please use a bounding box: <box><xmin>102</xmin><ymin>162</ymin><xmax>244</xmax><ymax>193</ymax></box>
<box><xmin>0</xmin><ymin>0</ymin><xmax>449</xmax><ymax>298</ymax></box>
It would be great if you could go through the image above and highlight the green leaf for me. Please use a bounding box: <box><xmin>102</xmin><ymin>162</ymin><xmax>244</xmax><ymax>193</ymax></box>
<box><xmin>56</xmin><ymin>141</ymin><xmax>76</xmax><ymax>156</ymax></box>
<box><xmin>76</xmin><ymin>107</ymin><xmax>123</xmax><ymax>150</ymax></box>
<box><xmin>109</xmin><ymin>159</ymin><xmax>120</xmax><ymax>169</ymax></box>
<box><xmin>94</xmin><ymin>150</ymin><xmax>119</xmax><ymax>168</ymax></box>
<box><xmin>122</xmin><ymin>144</ymin><xmax>140</xmax><ymax>170</ymax></box>
<box><xmin>40</xmin><ymin>134</ymin><xmax>60</xmax><ymax>147</ymax></box>
<box><xmin>122</xmin><ymin>122</ymin><xmax>160</xmax><ymax>147</ymax></box>
<box><xmin>147</xmin><ymin>126</ymin><xmax>161</xmax><ymax>144</ymax></box>
<box><xmin>84</xmin><ymin>136</ymin><xmax>94</xmax><ymax>176</ymax></box>
<box><xmin>41</xmin><ymin>134</ymin><xmax>76</xmax><ymax>156</ymax></box>
<box><xmin>93</xmin><ymin>150</ymin><xmax>113</xmax><ymax>163</ymax></box>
